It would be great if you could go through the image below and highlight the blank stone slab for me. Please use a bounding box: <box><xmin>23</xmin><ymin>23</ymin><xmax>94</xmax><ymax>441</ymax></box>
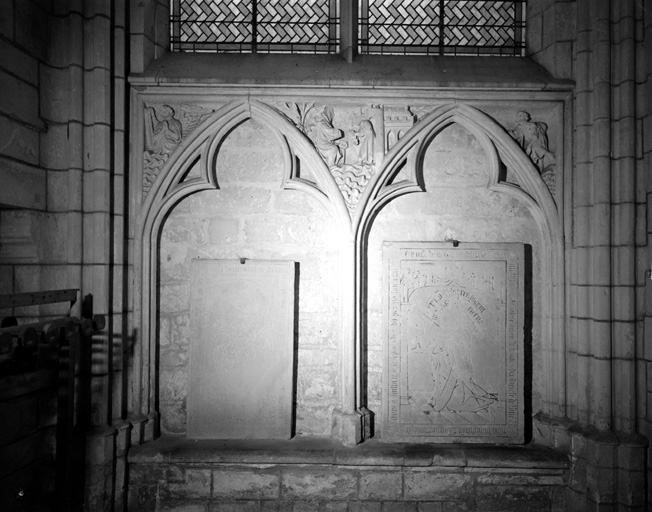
<box><xmin>187</xmin><ymin>259</ymin><xmax>295</xmax><ymax>439</ymax></box>
<box><xmin>382</xmin><ymin>243</ymin><xmax>524</xmax><ymax>444</ymax></box>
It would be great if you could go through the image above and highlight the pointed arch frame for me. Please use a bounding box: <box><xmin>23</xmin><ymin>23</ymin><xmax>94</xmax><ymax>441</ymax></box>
<box><xmin>129</xmin><ymin>97</ymin><xmax>566</xmax><ymax>444</ymax></box>
<box><xmin>352</xmin><ymin>103</ymin><xmax>566</xmax><ymax>428</ymax></box>
<box><xmin>130</xmin><ymin>99</ymin><xmax>353</xmax><ymax>437</ymax></box>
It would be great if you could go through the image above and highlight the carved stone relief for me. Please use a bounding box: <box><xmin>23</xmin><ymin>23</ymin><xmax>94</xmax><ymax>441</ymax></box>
<box><xmin>509</xmin><ymin>111</ymin><xmax>556</xmax><ymax>194</ymax></box>
<box><xmin>277</xmin><ymin>102</ymin><xmax>383</xmax><ymax>214</ymax></box>
<box><xmin>279</xmin><ymin>102</ymin><xmax>317</xmax><ymax>136</ymax></box>
<box><xmin>142</xmin><ymin>104</ymin><xmax>215</xmax><ymax>196</ymax></box>
<box><xmin>382</xmin><ymin>242</ymin><xmax>524</xmax><ymax>444</ymax></box>
<box><xmin>384</xmin><ymin>106</ymin><xmax>416</xmax><ymax>151</ymax></box>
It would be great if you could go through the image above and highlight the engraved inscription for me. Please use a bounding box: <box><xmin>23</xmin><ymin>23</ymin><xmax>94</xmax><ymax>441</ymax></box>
<box><xmin>382</xmin><ymin>243</ymin><xmax>524</xmax><ymax>444</ymax></box>
<box><xmin>187</xmin><ymin>260</ymin><xmax>295</xmax><ymax>439</ymax></box>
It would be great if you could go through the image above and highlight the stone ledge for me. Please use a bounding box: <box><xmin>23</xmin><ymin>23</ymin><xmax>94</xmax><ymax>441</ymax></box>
<box><xmin>131</xmin><ymin>53</ymin><xmax>575</xmax><ymax>91</ymax></box>
<box><xmin>128</xmin><ymin>435</ymin><xmax>569</xmax><ymax>471</ymax></box>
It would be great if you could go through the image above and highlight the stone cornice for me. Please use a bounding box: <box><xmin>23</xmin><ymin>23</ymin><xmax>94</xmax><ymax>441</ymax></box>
<box><xmin>130</xmin><ymin>53</ymin><xmax>574</xmax><ymax>92</ymax></box>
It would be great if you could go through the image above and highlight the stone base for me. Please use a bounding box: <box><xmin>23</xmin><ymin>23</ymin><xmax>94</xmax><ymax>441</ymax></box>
<box><xmin>535</xmin><ymin>413</ymin><xmax>648</xmax><ymax>511</ymax></box>
<box><xmin>127</xmin><ymin>435</ymin><xmax>569</xmax><ymax>511</ymax></box>
<box><xmin>331</xmin><ymin>408</ymin><xmax>364</xmax><ymax>446</ymax></box>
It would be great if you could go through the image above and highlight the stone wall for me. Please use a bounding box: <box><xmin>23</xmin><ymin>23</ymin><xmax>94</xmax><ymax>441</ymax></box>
<box><xmin>129</xmin><ymin>437</ymin><xmax>569</xmax><ymax>512</ymax></box>
<box><xmin>0</xmin><ymin>0</ymin><xmax>49</xmax><ymax>314</ymax></box>
<box><xmin>158</xmin><ymin>116</ymin><xmax>542</xmax><ymax>440</ymax></box>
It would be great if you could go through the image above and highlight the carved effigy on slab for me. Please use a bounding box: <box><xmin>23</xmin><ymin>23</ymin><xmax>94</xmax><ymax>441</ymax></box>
<box><xmin>187</xmin><ymin>259</ymin><xmax>295</xmax><ymax>439</ymax></box>
<box><xmin>382</xmin><ymin>243</ymin><xmax>524</xmax><ymax>444</ymax></box>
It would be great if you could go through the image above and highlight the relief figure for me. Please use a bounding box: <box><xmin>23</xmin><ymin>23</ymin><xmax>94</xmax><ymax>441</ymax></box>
<box><xmin>145</xmin><ymin>105</ymin><xmax>183</xmax><ymax>155</ymax></box>
<box><xmin>143</xmin><ymin>105</ymin><xmax>183</xmax><ymax>193</ymax></box>
<box><xmin>407</xmin><ymin>291</ymin><xmax>498</xmax><ymax>418</ymax></box>
<box><xmin>349</xmin><ymin>119</ymin><xmax>375</xmax><ymax>166</ymax></box>
<box><xmin>509</xmin><ymin>111</ymin><xmax>554</xmax><ymax>169</ymax></box>
<box><xmin>311</xmin><ymin>106</ymin><xmax>347</xmax><ymax>168</ymax></box>
<box><xmin>509</xmin><ymin>110</ymin><xmax>557</xmax><ymax>194</ymax></box>
<box><xmin>427</xmin><ymin>325</ymin><xmax>497</xmax><ymax>414</ymax></box>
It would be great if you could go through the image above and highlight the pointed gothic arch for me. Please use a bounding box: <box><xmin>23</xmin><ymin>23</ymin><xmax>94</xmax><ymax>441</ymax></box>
<box><xmin>352</xmin><ymin>103</ymin><xmax>566</xmax><ymax>430</ymax></box>
<box><xmin>129</xmin><ymin>97</ymin><xmax>566</xmax><ymax>443</ymax></box>
<box><xmin>130</xmin><ymin>99</ymin><xmax>352</xmax><ymax>436</ymax></box>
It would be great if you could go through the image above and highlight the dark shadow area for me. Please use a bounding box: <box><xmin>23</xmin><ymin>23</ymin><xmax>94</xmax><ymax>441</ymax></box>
<box><xmin>524</xmin><ymin>244</ymin><xmax>533</xmax><ymax>443</ymax></box>
<box><xmin>292</xmin><ymin>261</ymin><xmax>300</xmax><ymax>438</ymax></box>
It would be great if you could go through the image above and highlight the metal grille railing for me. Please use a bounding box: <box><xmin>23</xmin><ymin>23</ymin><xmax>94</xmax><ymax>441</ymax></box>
<box><xmin>359</xmin><ymin>0</ymin><xmax>526</xmax><ymax>56</ymax></box>
<box><xmin>170</xmin><ymin>0</ymin><xmax>340</xmax><ymax>53</ymax></box>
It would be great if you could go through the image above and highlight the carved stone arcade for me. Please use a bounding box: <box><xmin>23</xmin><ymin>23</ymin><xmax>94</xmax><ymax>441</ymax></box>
<box><xmin>130</xmin><ymin>94</ymin><xmax>566</xmax><ymax>446</ymax></box>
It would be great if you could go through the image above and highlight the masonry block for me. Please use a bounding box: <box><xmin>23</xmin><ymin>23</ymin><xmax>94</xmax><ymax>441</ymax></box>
<box><xmin>0</xmin><ymin>159</ymin><xmax>46</xmax><ymax>209</ymax></box>
<box><xmin>160</xmin><ymin>501</ymin><xmax>208</xmax><ymax>512</ymax></box>
<box><xmin>416</xmin><ymin>503</ymin><xmax>444</xmax><ymax>512</ymax></box>
<box><xmin>348</xmin><ymin>503</ymin><xmax>382</xmax><ymax>512</ymax></box>
<box><xmin>403</xmin><ymin>471</ymin><xmax>473</xmax><ymax>502</ymax></box>
<box><xmin>163</xmin><ymin>468</ymin><xmax>212</xmax><ymax>499</ymax></box>
<box><xmin>280</xmin><ymin>467</ymin><xmax>357</xmax><ymax>500</ymax></box>
<box><xmin>476</xmin><ymin>485</ymin><xmax>551</xmax><ymax>512</ymax></box>
<box><xmin>586</xmin><ymin>465</ymin><xmax>616</xmax><ymax>504</ymax></box>
<box><xmin>208</xmin><ymin>502</ymin><xmax>260</xmax><ymax>512</ymax></box>
<box><xmin>14</xmin><ymin>0</ymin><xmax>48</xmax><ymax>60</ymax></box>
<box><xmin>213</xmin><ymin>469</ymin><xmax>280</xmax><ymax>500</ymax></box>
<box><xmin>359</xmin><ymin>470</ymin><xmax>402</xmax><ymax>500</ymax></box>
<box><xmin>378</xmin><ymin>503</ymin><xmax>417</xmax><ymax>512</ymax></box>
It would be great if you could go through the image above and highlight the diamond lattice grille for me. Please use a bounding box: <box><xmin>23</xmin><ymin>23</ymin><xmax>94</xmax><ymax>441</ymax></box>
<box><xmin>360</xmin><ymin>0</ymin><xmax>525</xmax><ymax>56</ymax></box>
<box><xmin>171</xmin><ymin>0</ymin><xmax>339</xmax><ymax>53</ymax></box>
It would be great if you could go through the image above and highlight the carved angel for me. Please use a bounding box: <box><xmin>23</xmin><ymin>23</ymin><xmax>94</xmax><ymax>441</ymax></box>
<box><xmin>509</xmin><ymin>111</ymin><xmax>556</xmax><ymax>174</ymax></box>
<box><xmin>144</xmin><ymin>105</ymin><xmax>182</xmax><ymax>155</ymax></box>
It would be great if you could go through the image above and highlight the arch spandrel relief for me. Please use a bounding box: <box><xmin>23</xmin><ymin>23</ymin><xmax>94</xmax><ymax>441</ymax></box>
<box><xmin>274</xmin><ymin>102</ymin><xmax>385</xmax><ymax>216</ymax></box>
<box><xmin>142</xmin><ymin>103</ymin><xmax>216</xmax><ymax>196</ymax></box>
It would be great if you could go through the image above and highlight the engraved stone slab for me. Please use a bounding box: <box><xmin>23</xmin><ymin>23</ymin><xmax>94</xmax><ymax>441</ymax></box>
<box><xmin>382</xmin><ymin>243</ymin><xmax>524</xmax><ymax>444</ymax></box>
<box><xmin>187</xmin><ymin>259</ymin><xmax>295</xmax><ymax>439</ymax></box>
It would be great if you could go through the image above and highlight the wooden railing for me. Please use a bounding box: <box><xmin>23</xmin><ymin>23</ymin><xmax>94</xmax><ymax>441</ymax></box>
<box><xmin>0</xmin><ymin>290</ymin><xmax>104</xmax><ymax>512</ymax></box>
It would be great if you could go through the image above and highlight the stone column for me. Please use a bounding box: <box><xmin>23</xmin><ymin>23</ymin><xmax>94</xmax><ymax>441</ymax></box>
<box><xmin>610</xmin><ymin>0</ymin><xmax>638</xmax><ymax>435</ymax></box>
<box><xmin>80</xmin><ymin>1</ymin><xmax>120</xmax><ymax>509</ymax></box>
<box><xmin>128</xmin><ymin>0</ymin><xmax>169</xmax><ymax>446</ymax></box>
<box><xmin>640</xmin><ymin>1</ymin><xmax>652</xmax><ymax>511</ymax></box>
<box><xmin>565</xmin><ymin>1</ymin><xmax>649</xmax><ymax>509</ymax></box>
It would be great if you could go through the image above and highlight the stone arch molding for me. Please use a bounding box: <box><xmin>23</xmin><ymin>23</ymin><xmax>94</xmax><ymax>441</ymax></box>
<box><xmin>130</xmin><ymin>98</ymin><xmax>565</xmax><ymax>445</ymax></box>
<box><xmin>356</xmin><ymin>103</ymin><xmax>566</xmax><ymax>433</ymax></box>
